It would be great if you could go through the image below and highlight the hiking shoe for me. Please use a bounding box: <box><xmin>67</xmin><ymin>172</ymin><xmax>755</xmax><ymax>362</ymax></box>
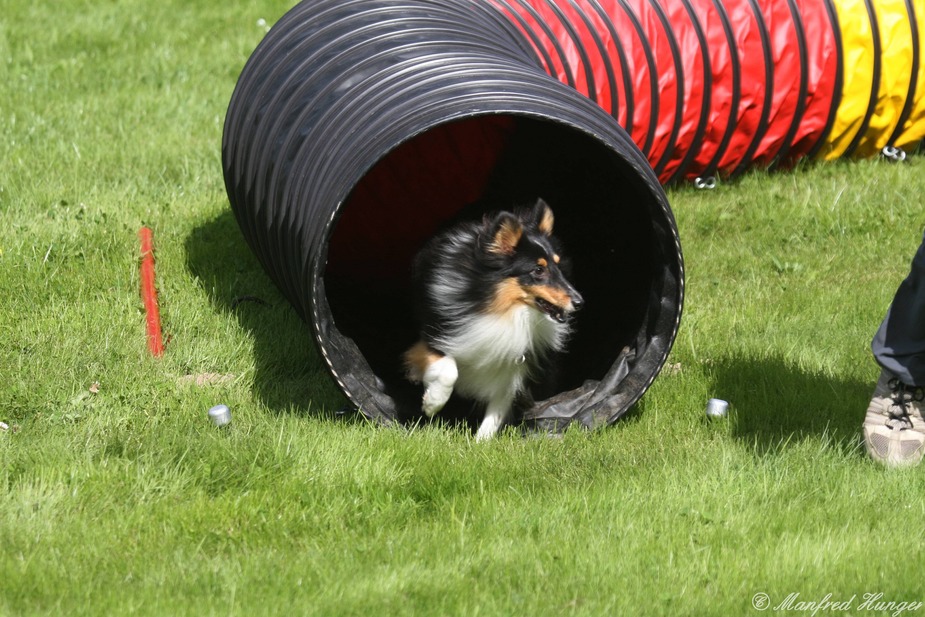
<box><xmin>863</xmin><ymin>370</ymin><xmax>925</xmax><ymax>467</ymax></box>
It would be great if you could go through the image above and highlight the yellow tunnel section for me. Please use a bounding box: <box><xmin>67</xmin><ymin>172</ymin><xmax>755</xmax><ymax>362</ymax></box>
<box><xmin>822</xmin><ymin>0</ymin><xmax>925</xmax><ymax>159</ymax></box>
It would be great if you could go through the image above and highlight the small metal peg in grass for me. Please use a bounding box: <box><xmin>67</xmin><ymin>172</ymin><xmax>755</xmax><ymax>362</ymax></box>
<box><xmin>208</xmin><ymin>404</ymin><xmax>232</xmax><ymax>427</ymax></box>
<box><xmin>705</xmin><ymin>398</ymin><xmax>729</xmax><ymax>419</ymax></box>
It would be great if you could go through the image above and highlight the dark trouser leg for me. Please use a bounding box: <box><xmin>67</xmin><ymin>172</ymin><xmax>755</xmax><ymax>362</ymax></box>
<box><xmin>872</xmin><ymin>230</ymin><xmax>925</xmax><ymax>387</ymax></box>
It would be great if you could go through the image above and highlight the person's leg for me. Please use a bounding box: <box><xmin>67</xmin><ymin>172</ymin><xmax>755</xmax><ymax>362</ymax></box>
<box><xmin>872</xmin><ymin>231</ymin><xmax>925</xmax><ymax>386</ymax></box>
<box><xmin>865</xmin><ymin>231</ymin><xmax>925</xmax><ymax>467</ymax></box>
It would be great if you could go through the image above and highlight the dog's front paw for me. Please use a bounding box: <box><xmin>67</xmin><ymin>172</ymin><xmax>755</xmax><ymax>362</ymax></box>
<box><xmin>422</xmin><ymin>383</ymin><xmax>453</xmax><ymax>417</ymax></box>
<box><xmin>421</xmin><ymin>356</ymin><xmax>457</xmax><ymax>418</ymax></box>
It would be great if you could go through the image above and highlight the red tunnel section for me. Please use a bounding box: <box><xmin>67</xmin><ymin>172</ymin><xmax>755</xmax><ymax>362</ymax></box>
<box><xmin>492</xmin><ymin>0</ymin><xmax>843</xmax><ymax>183</ymax></box>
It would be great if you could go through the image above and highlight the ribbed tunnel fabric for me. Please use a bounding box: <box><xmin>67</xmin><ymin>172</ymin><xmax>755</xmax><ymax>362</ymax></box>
<box><xmin>223</xmin><ymin>0</ymin><xmax>923</xmax><ymax>431</ymax></box>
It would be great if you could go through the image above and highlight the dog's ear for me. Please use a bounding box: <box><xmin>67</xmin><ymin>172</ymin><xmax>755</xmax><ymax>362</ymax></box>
<box><xmin>530</xmin><ymin>198</ymin><xmax>554</xmax><ymax>236</ymax></box>
<box><xmin>484</xmin><ymin>212</ymin><xmax>523</xmax><ymax>255</ymax></box>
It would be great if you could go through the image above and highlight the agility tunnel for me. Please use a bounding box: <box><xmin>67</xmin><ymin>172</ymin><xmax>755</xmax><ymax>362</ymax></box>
<box><xmin>492</xmin><ymin>0</ymin><xmax>925</xmax><ymax>183</ymax></box>
<box><xmin>222</xmin><ymin>0</ymin><xmax>924</xmax><ymax>432</ymax></box>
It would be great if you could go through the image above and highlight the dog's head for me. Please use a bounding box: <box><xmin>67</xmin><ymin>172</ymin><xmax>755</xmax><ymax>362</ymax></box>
<box><xmin>479</xmin><ymin>199</ymin><xmax>583</xmax><ymax>323</ymax></box>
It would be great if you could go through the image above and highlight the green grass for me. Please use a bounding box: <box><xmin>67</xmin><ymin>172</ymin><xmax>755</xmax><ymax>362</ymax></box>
<box><xmin>3</xmin><ymin>0</ymin><xmax>925</xmax><ymax>614</ymax></box>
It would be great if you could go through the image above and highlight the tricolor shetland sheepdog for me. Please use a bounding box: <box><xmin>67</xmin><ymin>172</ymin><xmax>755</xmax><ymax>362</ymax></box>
<box><xmin>403</xmin><ymin>199</ymin><xmax>583</xmax><ymax>440</ymax></box>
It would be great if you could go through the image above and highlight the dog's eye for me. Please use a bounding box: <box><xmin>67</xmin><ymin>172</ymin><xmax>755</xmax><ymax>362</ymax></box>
<box><xmin>532</xmin><ymin>265</ymin><xmax>547</xmax><ymax>278</ymax></box>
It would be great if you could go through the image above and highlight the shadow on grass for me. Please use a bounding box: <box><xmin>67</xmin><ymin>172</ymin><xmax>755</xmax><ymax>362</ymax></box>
<box><xmin>185</xmin><ymin>209</ymin><xmax>346</xmax><ymax>417</ymax></box>
<box><xmin>708</xmin><ymin>355</ymin><xmax>872</xmax><ymax>456</ymax></box>
<box><xmin>184</xmin><ymin>209</ymin><xmax>873</xmax><ymax>447</ymax></box>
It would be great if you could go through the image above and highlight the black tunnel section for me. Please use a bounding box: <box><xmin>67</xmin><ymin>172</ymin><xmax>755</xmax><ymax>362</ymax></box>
<box><xmin>222</xmin><ymin>0</ymin><xmax>684</xmax><ymax>432</ymax></box>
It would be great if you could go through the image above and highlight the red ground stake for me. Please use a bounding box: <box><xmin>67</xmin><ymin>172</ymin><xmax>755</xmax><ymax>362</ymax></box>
<box><xmin>138</xmin><ymin>227</ymin><xmax>164</xmax><ymax>357</ymax></box>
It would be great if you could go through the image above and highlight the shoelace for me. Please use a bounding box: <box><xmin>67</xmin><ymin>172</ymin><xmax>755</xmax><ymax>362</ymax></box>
<box><xmin>887</xmin><ymin>378</ymin><xmax>925</xmax><ymax>430</ymax></box>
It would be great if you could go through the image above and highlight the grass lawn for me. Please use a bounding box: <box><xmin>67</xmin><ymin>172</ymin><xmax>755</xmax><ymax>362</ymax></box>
<box><xmin>3</xmin><ymin>0</ymin><xmax>925</xmax><ymax>615</ymax></box>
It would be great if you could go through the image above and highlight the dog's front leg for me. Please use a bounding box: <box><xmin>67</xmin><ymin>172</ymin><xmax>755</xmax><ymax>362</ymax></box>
<box><xmin>421</xmin><ymin>355</ymin><xmax>458</xmax><ymax>417</ymax></box>
<box><xmin>475</xmin><ymin>392</ymin><xmax>514</xmax><ymax>442</ymax></box>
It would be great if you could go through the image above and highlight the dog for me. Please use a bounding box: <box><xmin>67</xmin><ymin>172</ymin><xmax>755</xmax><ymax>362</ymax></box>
<box><xmin>403</xmin><ymin>198</ymin><xmax>583</xmax><ymax>440</ymax></box>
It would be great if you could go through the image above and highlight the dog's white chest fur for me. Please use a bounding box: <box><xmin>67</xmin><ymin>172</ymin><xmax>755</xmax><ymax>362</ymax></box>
<box><xmin>419</xmin><ymin>305</ymin><xmax>566</xmax><ymax>440</ymax></box>
<box><xmin>438</xmin><ymin>305</ymin><xmax>563</xmax><ymax>403</ymax></box>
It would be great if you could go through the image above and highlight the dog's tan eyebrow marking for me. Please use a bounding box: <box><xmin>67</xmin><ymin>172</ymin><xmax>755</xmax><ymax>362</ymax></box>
<box><xmin>537</xmin><ymin>257</ymin><xmax>548</xmax><ymax>268</ymax></box>
<box><xmin>553</xmin><ymin>254</ymin><xmax>560</xmax><ymax>264</ymax></box>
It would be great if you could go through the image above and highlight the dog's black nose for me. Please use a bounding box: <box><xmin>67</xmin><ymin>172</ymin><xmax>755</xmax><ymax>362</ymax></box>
<box><xmin>572</xmin><ymin>294</ymin><xmax>584</xmax><ymax>311</ymax></box>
